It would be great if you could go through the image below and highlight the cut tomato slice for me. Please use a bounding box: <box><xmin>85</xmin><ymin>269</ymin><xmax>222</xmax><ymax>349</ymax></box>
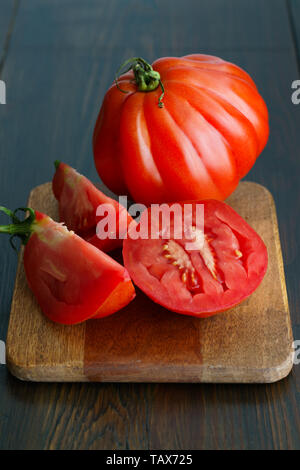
<box><xmin>0</xmin><ymin>207</ymin><xmax>135</xmax><ymax>324</ymax></box>
<box><xmin>123</xmin><ymin>200</ymin><xmax>268</xmax><ymax>318</ymax></box>
<box><xmin>52</xmin><ymin>161</ymin><xmax>134</xmax><ymax>252</ymax></box>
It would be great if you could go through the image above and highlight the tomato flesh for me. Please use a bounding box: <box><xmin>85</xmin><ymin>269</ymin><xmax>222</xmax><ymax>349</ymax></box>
<box><xmin>24</xmin><ymin>212</ymin><xmax>135</xmax><ymax>324</ymax></box>
<box><xmin>52</xmin><ymin>162</ymin><xmax>133</xmax><ymax>252</ymax></box>
<box><xmin>123</xmin><ymin>200</ymin><xmax>268</xmax><ymax>317</ymax></box>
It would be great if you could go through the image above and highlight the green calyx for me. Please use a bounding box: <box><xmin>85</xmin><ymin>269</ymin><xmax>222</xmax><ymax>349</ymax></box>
<box><xmin>54</xmin><ymin>160</ymin><xmax>61</xmax><ymax>170</ymax></box>
<box><xmin>0</xmin><ymin>206</ymin><xmax>36</xmax><ymax>250</ymax></box>
<box><xmin>115</xmin><ymin>57</ymin><xmax>165</xmax><ymax>108</ymax></box>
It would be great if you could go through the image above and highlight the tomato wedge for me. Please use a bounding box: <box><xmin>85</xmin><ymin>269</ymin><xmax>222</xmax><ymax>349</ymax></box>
<box><xmin>52</xmin><ymin>161</ymin><xmax>133</xmax><ymax>252</ymax></box>
<box><xmin>0</xmin><ymin>207</ymin><xmax>135</xmax><ymax>324</ymax></box>
<box><xmin>123</xmin><ymin>200</ymin><xmax>268</xmax><ymax>317</ymax></box>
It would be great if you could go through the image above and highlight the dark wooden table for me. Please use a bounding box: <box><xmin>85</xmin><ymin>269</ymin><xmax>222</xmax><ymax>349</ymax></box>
<box><xmin>0</xmin><ymin>0</ymin><xmax>300</xmax><ymax>450</ymax></box>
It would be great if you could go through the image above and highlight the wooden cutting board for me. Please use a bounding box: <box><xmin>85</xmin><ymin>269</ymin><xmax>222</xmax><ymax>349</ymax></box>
<box><xmin>5</xmin><ymin>182</ymin><xmax>293</xmax><ymax>383</ymax></box>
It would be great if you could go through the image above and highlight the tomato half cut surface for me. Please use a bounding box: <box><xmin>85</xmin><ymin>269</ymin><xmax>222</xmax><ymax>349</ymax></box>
<box><xmin>123</xmin><ymin>200</ymin><xmax>268</xmax><ymax>318</ymax></box>
<box><xmin>53</xmin><ymin>161</ymin><xmax>134</xmax><ymax>253</ymax></box>
<box><xmin>22</xmin><ymin>211</ymin><xmax>135</xmax><ymax>324</ymax></box>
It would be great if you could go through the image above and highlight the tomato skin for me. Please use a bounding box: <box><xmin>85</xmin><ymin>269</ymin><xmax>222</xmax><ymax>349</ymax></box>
<box><xmin>93</xmin><ymin>54</ymin><xmax>269</xmax><ymax>206</ymax></box>
<box><xmin>24</xmin><ymin>212</ymin><xmax>135</xmax><ymax>324</ymax></box>
<box><xmin>53</xmin><ymin>162</ymin><xmax>134</xmax><ymax>252</ymax></box>
<box><xmin>122</xmin><ymin>200</ymin><xmax>268</xmax><ymax>318</ymax></box>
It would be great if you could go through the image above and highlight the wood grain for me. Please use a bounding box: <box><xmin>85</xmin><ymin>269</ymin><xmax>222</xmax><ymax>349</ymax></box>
<box><xmin>5</xmin><ymin>184</ymin><xmax>87</xmax><ymax>382</ymax></box>
<box><xmin>5</xmin><ymin>181</ymin><xmax>293</xmax><ymax>383</ymax></box>
<box><xmin>0</xmin><ymin>1</ymin><xmax>18</xmax><ymax>65</ymax></box>
<box><xmin>289</xmin><ymin>0</ymin><xmax>300</xmax><ymax>66</ymax></box>
<box><xmin>1</xmin><ymin>0</ymin><xmax>300</xmax><ymax>451</ymax></box>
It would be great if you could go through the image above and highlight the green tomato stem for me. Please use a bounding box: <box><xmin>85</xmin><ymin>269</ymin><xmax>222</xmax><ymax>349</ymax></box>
<box><xmin>115</xmin><ymin>57</ymin><xmax>165</xmax><ymax>108</ymax></box>
<box><xmin>0</xmin><ymin>206</ymin><xmax>36</xmax><ymax>249</ymax></box>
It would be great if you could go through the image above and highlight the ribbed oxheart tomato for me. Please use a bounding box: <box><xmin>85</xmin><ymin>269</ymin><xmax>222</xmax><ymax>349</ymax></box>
<box><xmin>93</xmin><ymin>55</ymin><xmax>269</xmax><ymax>206</ymax></box>
<box><xmin>123</xmin><ymin>200</ymin><xmax>268</xmax><ymax>317</ymax></box>
<box><xmin>53</xmin><ymin>161</ymin><xmax>133</xmax><ymax>253</ymax></box>
<box><xmin>0</xmin><ymin>207</ymin><xmax>135</xmax><ymax>324</ymax></box>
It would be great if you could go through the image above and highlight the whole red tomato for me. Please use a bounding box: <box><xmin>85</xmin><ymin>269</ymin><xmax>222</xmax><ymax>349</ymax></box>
<box><xmin>93</xmin><ymin>55</ymin><xmax>269</xmax><ymax>206</ymax></box>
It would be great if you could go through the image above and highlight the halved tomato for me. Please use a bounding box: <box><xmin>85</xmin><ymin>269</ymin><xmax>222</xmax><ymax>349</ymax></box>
<box><xmin>0</xmin><ymin>207</ymin><xmax>135</xmax><ymax>324</ymax></box>
<box><xmin>123</xmin><ymin>200</ymin><xmax>268</xmax><ymax>317</ymax></box>
<box><xmin>52</xmin><ymin>161</ymin><xmax>134</xmax><ymax>252</ymax></box>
